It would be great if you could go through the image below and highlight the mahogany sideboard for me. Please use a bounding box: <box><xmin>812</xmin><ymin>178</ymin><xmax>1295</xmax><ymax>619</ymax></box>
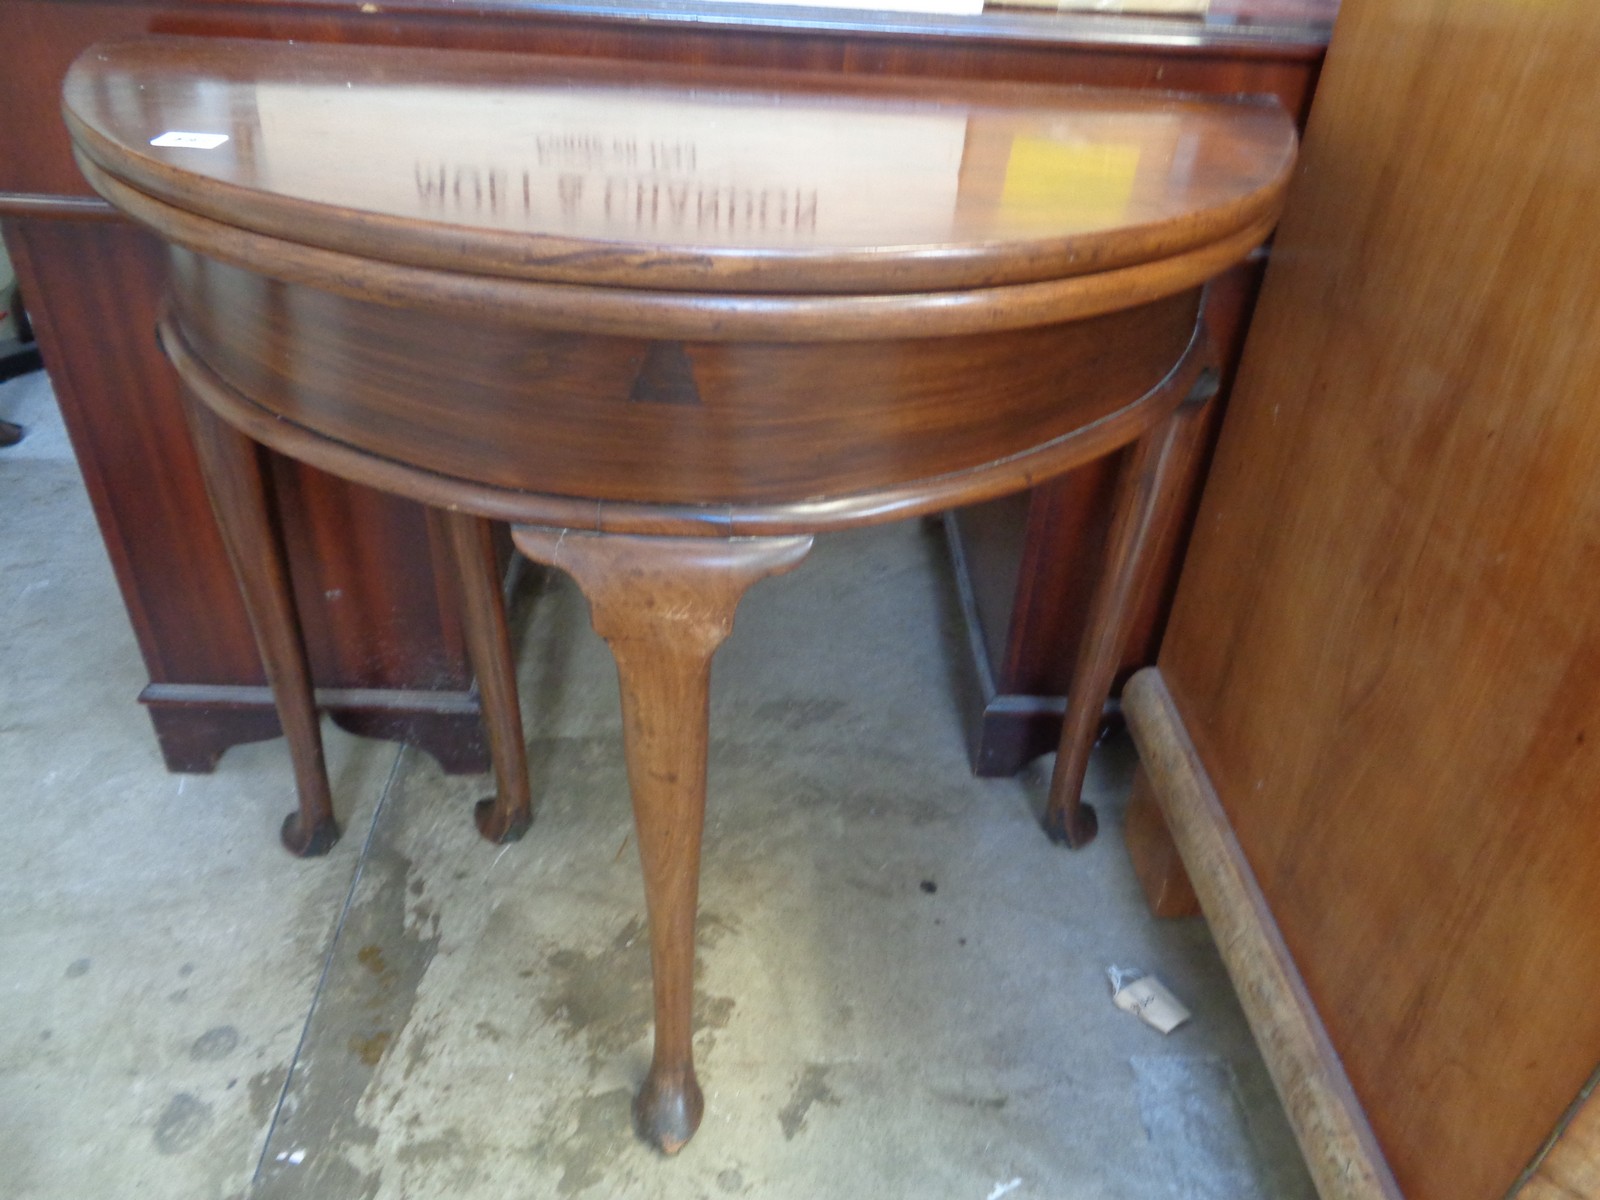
<box><xmin>0</xmin><ymin>0</ymin><xmax>1332</xmax><ymax>784</ymax></box>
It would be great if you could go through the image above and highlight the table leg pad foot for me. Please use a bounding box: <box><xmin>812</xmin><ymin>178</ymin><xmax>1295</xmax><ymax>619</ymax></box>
<box><xmin>633</xmin><ymin>1066</ymin><xmax>704</xmax><ymax>1154</ymax></box>
<box><xmin>1044</xmin><ymin>800</ymin><xmax>1099</xmax><ymax>849</ymax></box>
<box><xmin>281</xmin><ymin>810</ymin><xmax>341</xmax><ymax>857</ymax></box>
<box><xmin>474</xmin><ymin>797</ymin><xmax>532</xmax><ymax>844</ymax></box>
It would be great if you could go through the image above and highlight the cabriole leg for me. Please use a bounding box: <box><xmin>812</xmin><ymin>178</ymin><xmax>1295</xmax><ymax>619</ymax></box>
<box><xmin>513</xmin><ymin>526</ymin><xmax>812</xmax><ymax>1153</ymax></box>
<box><xmin>180</xmin><ymin>391</ymin><xmax>339</xmax><ymax>857</ymax></box>
<box><xmin>433</xmin><ymin>509</ymin><xmax>532</xmax><ymax>843</ymax></box>
<box><xmin>1044</xmin><ymin>404</ymin><xmax>1196</xmax><ymax>848</ymax></box>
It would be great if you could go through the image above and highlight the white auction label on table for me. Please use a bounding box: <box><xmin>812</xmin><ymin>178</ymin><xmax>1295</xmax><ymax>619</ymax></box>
<box><xmin>150</xmin><ymin>131</ymin><xmax>230</xmax><ymax>149</ymax></box>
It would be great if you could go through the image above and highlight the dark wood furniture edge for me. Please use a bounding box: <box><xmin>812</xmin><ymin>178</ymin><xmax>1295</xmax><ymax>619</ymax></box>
<box><xmin>1121</xmin><ymin>665</ymin><xmax>1402</xmax><ymax>1200</ymax></box>
<box><xmin>0</xmin><ymin>193</ymin><xmax>117</xmax><ymax>218</ymax></box>
<box><xmin>156</xmin><ymin>306</ymin><xmax>1215</xmax><ymax>536</ymax></box>
<box><xmin>180</xmin><ymin>385</ymin><xmax>347</xmax><ymax>854</ymax></box>
<box><xmin>429</xmin><ymin>508</ymin><xmax>535</xmax><ymax>844</ymax></box>
<box><xmin>139</xmin><ymin>681</ymin><xmax>490</xmax><ymax>774</ymax></box>
<box><xmin>80</xmin><ymin>149</ymin><xmax>1282</xmax><ymax>343</ymax></box>
<box><xmin>941</xmin><ymin>508</ymin><xmax>1119</xmax><ymax>775</ymax></box>
<box><xmin>195</xmin><ymin>0</ymin><xmax>1335</xmax><ymax>58</ymax></box>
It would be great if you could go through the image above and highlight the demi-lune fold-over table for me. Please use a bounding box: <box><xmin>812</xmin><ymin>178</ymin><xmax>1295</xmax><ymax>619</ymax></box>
<box><xmin>65</xmin><ymin>36</ymin><xmax>1294</xmax><ymax>1150</ymax></box>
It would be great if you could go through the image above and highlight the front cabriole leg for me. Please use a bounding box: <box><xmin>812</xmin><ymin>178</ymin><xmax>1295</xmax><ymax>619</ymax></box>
<box><xmin>513</xmin><ymin>526</ymin><xmax>812</xmax><ymax>1153</ymax></box>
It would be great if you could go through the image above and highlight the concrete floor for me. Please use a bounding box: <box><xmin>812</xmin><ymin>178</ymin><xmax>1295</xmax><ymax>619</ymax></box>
<box><xmin>0</xmin><ymin>368</ymin><xmax>1316</xmax><ymax>1200</ymax></box>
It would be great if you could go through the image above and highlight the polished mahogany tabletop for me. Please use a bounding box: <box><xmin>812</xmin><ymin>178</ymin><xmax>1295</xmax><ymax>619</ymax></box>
<box><xmin>65</xmin><ymin>37</ymin><xmax>1295</xmax><ymax>295</ymax></box>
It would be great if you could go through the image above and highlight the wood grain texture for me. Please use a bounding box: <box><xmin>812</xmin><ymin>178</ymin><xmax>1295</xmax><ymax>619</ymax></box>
<box><xmin>2</xmin><ymin>216</ymin><xmax>263</xmax><ymax>687</ymax></box>
<box><xmin>152</xmin><ymin>2</ymin><xmax>1328</xmax><ymax>118</ymax></box>
<box><xmin>1123</xmin><ymin>668</ymin><xmax>1401</xmax><ymax>1200</ymax></box>
<box><xmin>511</xmin><ymin>526</ymin><xmax>813</xmax><ymax>1153</ymax></box>
<box><xmin>74</xmin><ymin>145</ymin><xmax>1284</xmax><ymax>343</ymax></box>
<box><xmin>1123</xmin><ymin>761</ymin><xmax>1199</xmax><ymax>918</ymax></box>
<box><xmin>2</xmin><ymin>0</ymin><xmax>1333</xmax><ymax>202</ymax></box>
<box><xmin>65</xmin><ymin>37</ymin><xmax>1296</xmax><ymax>294</ymax></box>
<box><xmin>158</xmin><ymin>248</ymin><xmax>1203</xmax><ymax>506</ymax></box>
<box><xmin>1043</xmin><ymin>386</ymin><xmax>1210</xmax><ymax>846</ymax></box>
<box><xmin>139</xmin><ymin>683</ymin><xmax>490</xmax><ymax>774</ymax></box>
<box><xmin>1149</xmin><ymin>0</ymin><xmax>1600</xmax><ymax>1195</ymax></box>
<box><xmin>433</xmin><ymin>510</ymin><xmax>534</xmax><ymax>845</ymax></box>
<box><xmin>0</xmin><ymin>2</ymin><xmax>164</xmax><ymax>197</ymax></box>
<box><xmin>951</xmin><ymin>247</ymin><xmax>1263</xmax><ymax>776</ymax></box>
<box><xmin>180</xmin><ymin>386</ymin><xmax>339</xmax><ymax>857</ymax></box>
<box><xmin>155</xmin><ymin>293</ymin><xmax>1212</xmax><ymax>538</ymax></box>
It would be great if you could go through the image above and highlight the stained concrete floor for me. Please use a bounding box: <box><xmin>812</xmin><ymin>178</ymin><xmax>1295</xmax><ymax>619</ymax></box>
<box><xmin>0</xmin><ymin>367</ymin><xmax>1316</xmax><ymax>1200</ymax></box>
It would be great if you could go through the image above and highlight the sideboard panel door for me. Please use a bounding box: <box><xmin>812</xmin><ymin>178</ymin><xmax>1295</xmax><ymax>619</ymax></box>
<box><xmin>4</xmin><ymin>214</ymin><xmax>481</xmax><ymax>772</ymax></box>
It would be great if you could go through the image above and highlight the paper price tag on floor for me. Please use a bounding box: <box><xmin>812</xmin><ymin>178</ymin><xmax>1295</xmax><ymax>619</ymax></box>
<box><xmin>1108</xmin><ymin>966</ymin><xmax>1191</xmax><ymax>1034</ymax></box>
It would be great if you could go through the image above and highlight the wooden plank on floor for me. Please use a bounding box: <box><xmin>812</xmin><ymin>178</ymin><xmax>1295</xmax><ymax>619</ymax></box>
<box><xmin>1123</xmin><ymin>666</ymin><xmax>1401</xmax><ymax>1200</ymax></box>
